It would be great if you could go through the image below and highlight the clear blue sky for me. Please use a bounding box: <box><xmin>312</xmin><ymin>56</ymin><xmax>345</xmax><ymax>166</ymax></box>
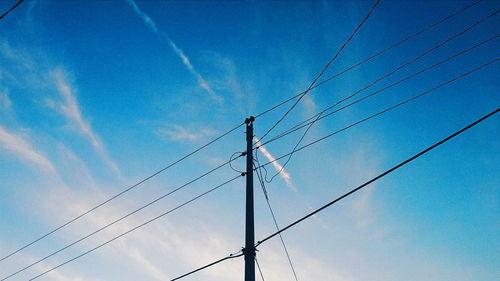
<box><xmin>0</xmin><ymin>0</ymin><xmax>498</xmax><ymax>280</ymax></box>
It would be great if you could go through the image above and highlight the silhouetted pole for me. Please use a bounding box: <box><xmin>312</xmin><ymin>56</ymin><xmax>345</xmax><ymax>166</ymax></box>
<box><xmin>244</xmin><ymin>116</ymin><xmax>255</xmax><ymax>281</ymax></box>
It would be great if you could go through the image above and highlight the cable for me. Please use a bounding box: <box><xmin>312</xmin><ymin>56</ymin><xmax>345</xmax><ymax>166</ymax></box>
<box><xmin>0</xmin><ymin>122</ymin><xmax>244</xmax><ymax>263</ymax></box>
<box><xmin>254</xmin><ymin>59</ymin><xmax>497</xmax><ymax>175</ymax></box>
<box><xmin>170</xmin><ymin>250</ymin><xmax>244</xmax><ymax>281</ymax></box>
<box><xmin>229</xmin><ymin>151</ymin><xmax>246</xmax><ymax>173</ymax></box>
<box><xmin>26</xmin><ymin>56</ymin><xmax>493</xmax><ymax>281</ymax></box>
<box><xmin>25</xmin><ymin>175</ymin><xmax>243</xmax><ymax>281</ymax></box>
<box><xmin>259</xmin><ymin>36</ymin><xmax>499</xmax><ymax>150</ymax></box>
<box><xmin>0</xmin><ymin>0</ymin><xmax>25</xmax><ymax>20</ymax></box>
<box><xmin>163</xmin><ymin>59</ymin><xmax>496</xmax><ymax>281</ymax></box>
<box><xmin>263</xmin><ymin>13</ymin><xmax>499</xmax><ymax>182</ymax></box>
<box><xmin>254</xmin><ymin>0</ymin><xmax>484</xmax><ymax>120</ymax></box>
<box><xmin>258</xmin><ymin>0</ymin><xmax>381</xmax><ymax>141</ymax></box>
<box><xmin>2</xmin><ymin>0</ymin><xmax>482</xmax><ymax>261</ymax></box>
<box><xmin>254</xmin><ymin>159</ymin><xmax>300</xmax><ymax>281</ymax></box>
<box><xmin>3</xmin><ymin>0</ymin><xmax>485</xmax><ymax>267</ymax></box>
<box><xmin>256</xmin><ymin>108</ymin><xmax>499</xmax><ymax>246</ymax></box>
<box><xmin>1</xmin><ymin>154</ymin><xmax>244</xmax><ymax>280</ymax></box>
<box><xmin>254</xmin><ymin>146</ymin><xmax>271</xmax><ymax>186</ymax></box>
<box><xmin>170</xmin><ymin>107</ymin><xmax>499</xmax><ymax>281</ymax></box>
<box><xmin>304</xmin><ymin>0</ymin><xmax>486</xmax><ymax>97</ymax></box>
<box><xmin>255</xmin><ymin>257</ymin><xmax>266</xmax><ymax>281</ymax></box>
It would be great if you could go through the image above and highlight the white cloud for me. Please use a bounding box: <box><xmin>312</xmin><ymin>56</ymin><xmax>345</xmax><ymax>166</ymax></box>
<box><xmin>0</xmin><ymin>125</ymin><xmax>56</xmax><ymax>175</ymax></box>
<box><xmin>254</xmin><ymin>136</ymin><xmax>296</xmax><ymax>192</ymax></box>
<box><xmin>125</xmin><ymin>0</ymin><xmax>158</xmax><ymax>32</ymax></box>
<box><xmin>155</xmin><ymin>125</ymin><xmax>217</xmax><ymax>142</ymax></box>
<box><xmin>126</xmin><ymin>0</ymin><xmax>223</xmax><ymax>104</ymax></box>
<box><xmin>47</xmin><ymin>69</ymin><xmax>122</xmax><ymax>178</ymax></box>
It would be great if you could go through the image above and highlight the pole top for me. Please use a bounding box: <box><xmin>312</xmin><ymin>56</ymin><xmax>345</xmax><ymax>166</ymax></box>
<box><xmin>244</xmin><ymin>116</ymin><xmax>255</xmax><ymax>124</ymax></box>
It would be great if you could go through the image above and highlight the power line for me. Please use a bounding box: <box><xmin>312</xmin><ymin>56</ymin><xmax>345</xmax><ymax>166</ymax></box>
<box><xmin>1</xmin><ymin>0</ymin><xmax>485</xmax><ymax>265</ymax></box>
<box><xmin>166</xmin><ymin>1</ymin><xmax>498</xmax><ymax>280</ymax></box>
<box><xmin>0</xmin><ymin>122</ymin><xmax>245</xmax><ymax>263</ymax></box>
<box><xmin>26</xmin><ymin>174</ymin><xmax>244</xmax><ymax>281</ymax></box>
<box><xmin>259</xmin><ymin>36</ymin><xmax>498</xmax><ymax>150</ymax></box>
<box><xmin>170</xmin><ymin>251</ymin><xmax>244</xmax><ymax>281</ymax></box>
<box><xmin>256</xmin><ymin>59</ymin><xmax>497</xmax><ymax>170</ymax></box>
<box><xmin>230</xmin><ymin>151</ymin><xmax>246</xmax><ymax>173</ymax></box>
<box><xmin>302</xmin><ymin>0</ymin><xmax>486</xmax><ymax>98</ymax></box>
<box><xmin>254</xmin><ymin>158</ymin><xmax>300</xmax><ymax>281</ymax></box>
<box><xmin>255</xmin><ymin>257</ymin><xmax>266</xmax><ymax>281</ymax></box>
<box><xmin>256</xmin><ymin>108</ymin><xmax>499</xmax><ymax>246</ymax></box>
<box><xmin>28</xmin><ymin>58</ymin><xmax>496</xmax><ymax>281</ymax></box>
<box><xmin>248</xmin><ymin>60</ymin><xmax>499</xmax><ymax>280</ymax></box>
<box><xmin>264</xmin><ymin>8</ymin><xmax>498</xmax><ymax>182</ymax></box>
<box><xmin>169</xmin><ymin>59</ymin><xmax>498</xmax><ymax>279</ymax></box>
<box><xmin>0</xmin><ymin>0</ymin><xmax>25</xmax><ymax>20</ymax></box>
<box><xmin>258</xmin><ymin>0</ymin><xmax>381</xmax><ymax>141</ymax></box>
<box><xmin>4</xmin><ymin>0</ymin><xmax>482</xmax><ymax>261</ymax></box>
<box><xmin>171</xmin><ymin>107</ymin><xmax>498</xmax><ymax>281</ymax></box>
<box><xmin>254</xmin><ymin>0</ymin><xmax>484</xmax><ymax>120</ymax></box>
<box><xmin>1</xmin><ymin>155</ymin><xmax>244</xmax><ymax>280</ymax></box>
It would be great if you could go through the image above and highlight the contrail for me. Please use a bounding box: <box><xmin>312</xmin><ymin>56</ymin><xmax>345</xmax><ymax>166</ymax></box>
<box><xmin>126</xmin><ymin>0</ymin><xmax>223</xmax><ymax>104</ymax></box>
<box><xmin>254</xmin><ymin>136</ymin><xmax>297</xmax><ymax>192</ymax></box>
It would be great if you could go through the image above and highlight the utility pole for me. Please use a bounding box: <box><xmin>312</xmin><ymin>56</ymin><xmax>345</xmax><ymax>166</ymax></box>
<box><xmin>244</xmin><ymin>116</ymin><xmax>255</xmax><ymax>281</ymax></box>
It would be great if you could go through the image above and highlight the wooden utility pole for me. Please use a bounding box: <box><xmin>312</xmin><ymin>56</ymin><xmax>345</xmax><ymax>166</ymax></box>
<box><xmin>244</xmin><ymin>116</ymin><xmax>255</xmax><ymax>281</ymax></box>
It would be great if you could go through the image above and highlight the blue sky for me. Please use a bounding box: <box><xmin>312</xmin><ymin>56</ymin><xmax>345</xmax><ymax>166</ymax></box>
<box><xmin>0</xmin><ymin>0</ymin><xmax>498</xmax><ymax>280</ymax></box>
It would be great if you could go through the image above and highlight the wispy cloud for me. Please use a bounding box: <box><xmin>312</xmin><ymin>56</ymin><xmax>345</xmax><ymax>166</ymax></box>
<box><xmin>210</xmin><ymin>54</ymin><xmax>257</xmax><ymax>115</ymax></box>
<box><xmin>31</xmin><ymin>183</ymin><xmax>243</xmax><ymax>281</ymax></box>
<box><xmin>0</xmin><ymin>125</ymin><xmax>56</xmax><ymax>175</ymax></box>
<box><xmin>47</xmin><ymin>69</ymin><xmax>122</xmax><ymax>177</ymax></box>
<box><xmin>0</xmin><ymin>41</ymin><xmax>35</xmax><ymax>71</ymax></box>
<box><xmin>126</xmin><ymin>0</ymin><xmax>223</xmax><ymax>104</ymax></box>
<box><xmin>254</xmin><ymin>136</ymin><xmax>296</xmax><ymax>192</ymax></box>
<box><xmin>155</xmin><ymin>125</ymin><xmax>217</xmax><ymax>142</ymax></box>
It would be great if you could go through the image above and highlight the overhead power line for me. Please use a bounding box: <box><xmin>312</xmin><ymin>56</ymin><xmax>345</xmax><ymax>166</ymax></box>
<box><xmin>254</xmin><ymin>159</ymin><xmax>300</xmax><ymax>281</ymax></box>
<box><xmin>255</xmin><ymin>257</ymin><xmax>266</xmax><ymax>281</ymax></box>
<box><xmin>254</xmin><ymin>0</ymin><xmax>484</xmax><ymax>120</ymax></box>
<box><xmin>296</xmin><ymin>0</ymin><xmax>486</xmax><ymax>100</ymax></box>
<box><xmin>258</xmin><ymin>0</ymin><xmax>381</xmax><ymax>141</ymax></box>
<box><xmin>168</xmin><ymin>65</ymin><xmax>498</xmax><ymax>280</ymax></box>
<box><xmin>171</xmin><ymin>108</ymin><xmax>499</xmax><ymax>280</ymax></box>
<box><xmin>259</xmin><ymin>35</ymin><xmax>498</xmax><ymax>149</ymax></box>
<box><xmin>0</xmin><ymin>122</ymin><xmax>245</xmax><ymax>263</ymax></box>
<box><xmin>256</xmin><ymin>59</ymin><xmax>498</xmax><ymax>169</ymax></box>
<box><xmin>256</xmin><ymin>108</ymin><xmax>499</xmax><ymax>246</ymax></box>
<box><xmin>263</xmin><ymin>9</ymin><xmax>498</xmax><ymax>183</ymax></box>
<box><xmin>170</xmin><ymin>251</ymin><xmax>244</xmax><ymax>281</ymax></box>
<box><xmin>0</xmin><ymin>0</ymin><xmax>25</xmax><ymax>20</ymax></box>
<box><xmin>1</xmin><ymin>155</ymin><xmax>244</xmax><ymax>280</ymax></box>
<box><xmin>1</xmin><ymin>0</ymin><xmax>485</xmax><ymax>264</ymax></box>
<box><xmin>26</xmin><ymin>175</ymin><xmax>244</xmax><ymax>281</ymax></box>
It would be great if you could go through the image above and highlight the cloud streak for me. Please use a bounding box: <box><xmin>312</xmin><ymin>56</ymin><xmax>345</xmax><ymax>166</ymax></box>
<box><xmin>0</xmin><ymin>125</ymin><xmax>56</xmax><ymax>175</ymax></box>
<box><xmin>254</xmin><ymin>136</ymin><xmax>296</xmax><ymax>192</ymax></box>
<box><xmin>47</xmin><ymin>69</ymin><xmax>122</xmax><ymax>177</ymax></box>
<box><xmin>126</xmin><ymin>0</ymin><xmax>223</xmax><ymax>104</ymax></box>
<box><xmin>155</xmin><ymin>125</ymin><xmax>217</xmax><ymax>142</ymax></box>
